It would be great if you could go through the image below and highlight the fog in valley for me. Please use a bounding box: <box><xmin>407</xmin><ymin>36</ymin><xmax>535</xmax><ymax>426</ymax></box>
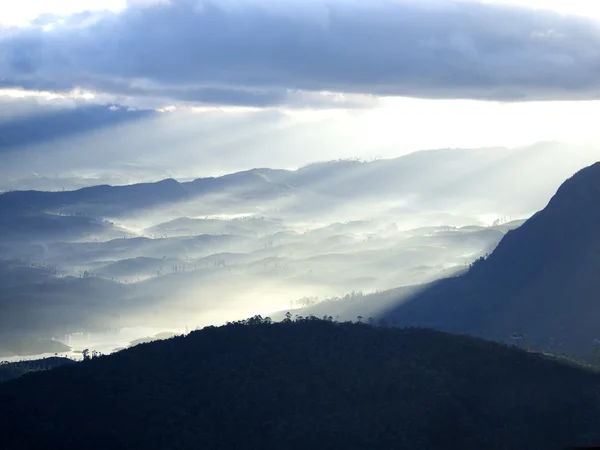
<box><xmin>2</xmin><ymin>136</ymin><xmax>599</xmax><ymax>359</ymax></box>
<box><xmin>2</xmin><ymin>38</ymin><xmax>600</xmax><ymax>359</ymax></box>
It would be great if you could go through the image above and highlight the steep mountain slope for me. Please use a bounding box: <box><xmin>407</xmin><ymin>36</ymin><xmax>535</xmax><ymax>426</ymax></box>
<box><xmin>1</xmin><ymin>319</ymin><xmax>600</xmax><ymax>450</ymax></box>
<box><xmin>384</xmin><ymin>162</ymin><xmax>600</xmax><ymax>359</ymax></box>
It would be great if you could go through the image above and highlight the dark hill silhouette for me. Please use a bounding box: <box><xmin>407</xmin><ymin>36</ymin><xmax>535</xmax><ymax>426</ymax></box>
<box><xmin>1</xmin><ymin>318</ymin><xmax>600</xmax><ymax>449</ymax></box>
<box><xmin>0</xmin><ymin>178</ymin><xmax>187</xmax><ymax>217</ymax></box>
<box><xmin>0</xmin><ymin>210</ymin><xmax>126</xmax><ymax>242</ymax></box>
<box><xmin>383</xmin><ymin>162</ymin><xmax>600</xmax><ymax>359</ymax></box>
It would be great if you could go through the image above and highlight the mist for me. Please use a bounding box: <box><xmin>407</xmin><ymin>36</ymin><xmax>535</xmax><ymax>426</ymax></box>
<box><xmin>3</xmin><ymin>75</ymin><xmax>600</xmax><ymax>360</ymax></box>
<box><xmin>1</xmin><ymin>138</ymin><xmax>599</xmax><ymax>358</ymax></box>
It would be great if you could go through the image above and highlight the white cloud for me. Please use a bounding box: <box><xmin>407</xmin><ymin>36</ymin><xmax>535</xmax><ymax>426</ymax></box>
<box><xmin>483</xmin><ymin>0</ymin><xmax>600</xmax><ymax>20</ymax></box>
<box><xmin>0</xmin><ymin>0</ymin><xmax>126</xmax><ymax>27</ymax></box>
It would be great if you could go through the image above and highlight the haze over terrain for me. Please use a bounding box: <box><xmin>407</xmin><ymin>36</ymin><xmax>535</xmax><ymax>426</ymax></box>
<box><xmin>279</xmin><ymin>163</ymin><xmax>600</xmax><ymax>360</ymax></box>
<box><xmin>2</xmin><ymin>143</ymin><xmax>600</xmax><ymax>358</ymax></box>
<box><xmin>3</xmin><ymin>1</ymin><xmax>600</xmax><ymax>448</ymax></box>
<box><xmin>2</xmin><ymin>0</ymin><xmax>600</xmax><ymax>358</ymax></box>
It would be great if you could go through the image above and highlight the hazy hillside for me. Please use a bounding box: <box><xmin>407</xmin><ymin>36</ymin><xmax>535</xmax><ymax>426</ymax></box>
<box><xmin>0</xmin><ymin>178</ymin><xmax>188</xmax><ymax>218</ymax></box>
<box><xmin>0</xmin><ymin>219</ymin><xmax>514</xmax><ymax>348</ymax></box>
<box><xmin>0</xmin><ymin>274</ymin><xmax>131</xmax><ymax>338</ymax></box>
<box><xmin>0</xmin><ymin>337</ymin><xmax>71</xmax><ymax>359</ymax></box>
<box><xmin>0</xmin><ymin>357</ymin><xmax>75</xmax><ymax>384</ymax></box>
<box><xmin>2</xmin><ymin>144</ymin><xmax>597</xmax><ymax>223</ymax></box>
<box><xmin>0</xmin><ymin>148</ymin><xmax>597</xmax><ymax>358</ymax></box>
<box><xmin>270</xmin><ymin>162</ymin><xmax>600</xmax><ymax>361</ymax></box>
<box><xmin>381</xmin><ymin>162</ymin><xmax>600</xmax><ymax>359</ymax></box>
<box><xmin>1</xmin><ymin>319</ymin><xmax>600</xmax><ymax>450</ymax></box>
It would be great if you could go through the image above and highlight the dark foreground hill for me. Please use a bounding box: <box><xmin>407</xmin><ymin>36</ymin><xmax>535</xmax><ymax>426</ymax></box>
<box><xmin>383</xmin><ymin>161</ymin><xmax>600</xmax><ymax>360</ymax></box>
<box><xmin>2</xmin><ymin>318</ymin><xmax>600</xmax><ymax>450</ymax></box>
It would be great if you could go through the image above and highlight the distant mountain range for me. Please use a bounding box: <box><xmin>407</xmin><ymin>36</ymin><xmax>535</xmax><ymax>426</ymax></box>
<box><xmin>1</xmin><ymin>147</ymin><xmax>599</xmax><ymax>362</ymax></box>
<box><xmin>2</xmin><ymin>143</ymin><xmax>598</xmax><ymax>222</ymax></box>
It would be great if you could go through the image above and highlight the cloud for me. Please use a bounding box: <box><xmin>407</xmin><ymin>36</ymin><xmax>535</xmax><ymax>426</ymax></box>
<box><xmin>1</xmin><ymin>0</ymin><xmax>600</xmax><ymax>107</ymax></box>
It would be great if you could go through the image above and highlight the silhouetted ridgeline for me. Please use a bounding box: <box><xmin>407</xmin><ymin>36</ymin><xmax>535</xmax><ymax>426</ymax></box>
<box><xmin>1</xmin><ymin>318</ymin><xmax>600</xmax><ymax>450</ymax></box>
<box><xmin>0</xmin><ymin>144</ymin><xmax>594</xmax><ymax>220</ymax></box>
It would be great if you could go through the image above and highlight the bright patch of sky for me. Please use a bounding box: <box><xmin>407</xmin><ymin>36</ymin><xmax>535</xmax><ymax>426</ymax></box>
<box><xmin>2</xmin><ymin>0</ymin><xmax>600</xmax><ymax>155</ymax></box>
<box><xmin>2</xmin><ymin>0</ymin><xmax>600</xmax><ymax>27</ymax></box>
<box><xmin>481</xmin><ymin>0</ymin><xmax>600</xmax><ymax>20</ymax></box>
<box><xmin>0</xmin><ymin>0</ymin><xmax>126</xmax><ymax>27</ymax></box>
<box><xmin>352</xmin><ymin>98</ymin><xmax>600</xmax><ymax>150</ymax></box>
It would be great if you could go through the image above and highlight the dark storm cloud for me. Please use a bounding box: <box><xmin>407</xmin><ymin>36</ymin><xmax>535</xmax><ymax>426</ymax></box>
<box><xmin>2</xmin><ymin>0</ymin><xmax>600</xmax><ymax>107</ymax></box>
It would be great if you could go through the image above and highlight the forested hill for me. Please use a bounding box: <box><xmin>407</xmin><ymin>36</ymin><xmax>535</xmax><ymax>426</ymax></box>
<box><xmin>2</xmin><ymin>318</ymin><xmax>600</xmax><ymax>450</ymax></box>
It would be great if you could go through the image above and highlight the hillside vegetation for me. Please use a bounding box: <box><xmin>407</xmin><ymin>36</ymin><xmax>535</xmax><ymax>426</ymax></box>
<box><xmin>2</xmin><ymin>318</ymin><xmax>600</xmax><ymax>450</ymax></box>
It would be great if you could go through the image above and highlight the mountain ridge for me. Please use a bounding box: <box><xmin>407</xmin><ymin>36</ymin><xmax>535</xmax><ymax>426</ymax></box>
<box><xmin>1</xmin><ymin>144</ymin><xmax>597</xmax><ymax>220</ymax></box>
<box><xmin>382</xmin><ymin>161</ymin><xmax>600</xmax><ymax>359</ymax></box>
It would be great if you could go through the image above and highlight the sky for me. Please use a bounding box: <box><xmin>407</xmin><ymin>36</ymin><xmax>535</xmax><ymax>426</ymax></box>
<box><xmin>1</xmin><ymin>0</ymin><xmax>600</xmax><ymax>188</ymax></box>
<box><xmin>3</xmin><ymin>0</ymin><xmax>600</xmax><ymax>26</ymax></box>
